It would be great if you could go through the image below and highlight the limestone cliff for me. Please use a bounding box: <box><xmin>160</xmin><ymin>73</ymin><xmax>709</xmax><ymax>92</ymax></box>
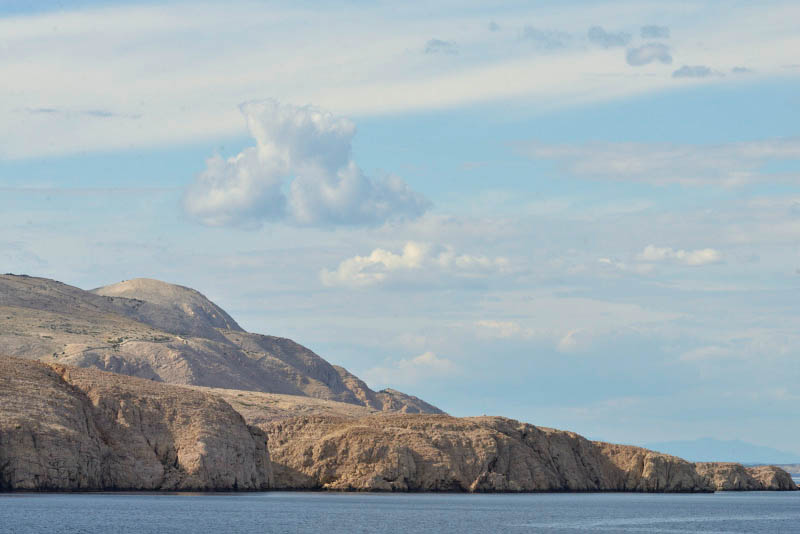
<box><xmin>1</xmin><ymin>357</ymin><xmax>795</xmax><ymax>492</ymax></box>
<box><xmin>0</xmin><ymin>357</ymin><xmax>272</xmax><ymax>491</ymax></box>
<box><xmin>694</xmin><ymin>462</ymin><xmax>797</xmax><ymax>491</ymax></box>
<box><xmin>262</xmin><ymin>414</ymin><xmax>717</xmax><ymax>492</ymax></box>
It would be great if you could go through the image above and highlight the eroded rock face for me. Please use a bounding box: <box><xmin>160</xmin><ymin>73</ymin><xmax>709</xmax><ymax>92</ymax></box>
<box><xmin>1</xmin><ymin>357</ymin><xmax>795</xmax><ymax>492</ymax></box>
<box><xmin>594</xmin><ymin>442</ymin><xmax>712</xmax><ymax>492</ymax></box>
<box><xmin>0</xmin><ymin>357</ymin><xmax>272</xmax><ymax>491</ymax></box>
<box><xmin>263</xmin><ymin>414</ymin><xmax>716</xmax><ymax>492</ymax></box>
<box><xmin>694</xmin><ymin>462</ymin><xmax>798</xmax><ymax>491</ymax></box>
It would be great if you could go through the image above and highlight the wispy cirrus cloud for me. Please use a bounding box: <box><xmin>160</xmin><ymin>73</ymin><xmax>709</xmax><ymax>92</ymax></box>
<box><xmin>475</xmin><ymin>320</ymin><xmax>535</xmax><ymax>339</ymax></box>
<box><xmin>21</xmin><ymin>107</ymin><xmax>141</xmax><ymax>119</ymax></box>
<box><xmin>522</xmin><ymin>138</ymin><xmax>800</xmax><ymax>186</ymax></box>
<box><xmin>3</xmin><ymin>2</ymin><xmax>799</xmax><ymax>158</ymax></box>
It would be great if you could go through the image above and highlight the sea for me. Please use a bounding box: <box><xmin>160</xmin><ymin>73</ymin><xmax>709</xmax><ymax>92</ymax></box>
<box><xmin>1</xmin><ymin>491</ymin><xmax>799</xmax><ymax>533</ymax></box>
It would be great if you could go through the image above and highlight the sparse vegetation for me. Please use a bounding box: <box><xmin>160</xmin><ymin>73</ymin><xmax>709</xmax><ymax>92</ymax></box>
<box><xmin>106</xmin><ymin>337</ymin><xmax>125</xmax><ymax>348</ymax></box>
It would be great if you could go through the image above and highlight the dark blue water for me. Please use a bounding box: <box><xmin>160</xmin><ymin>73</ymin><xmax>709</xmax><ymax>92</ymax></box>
<box><xmin>1</xmin><ymin>492</ymin><xmax>799</xmax><ymax>533</ymax></box>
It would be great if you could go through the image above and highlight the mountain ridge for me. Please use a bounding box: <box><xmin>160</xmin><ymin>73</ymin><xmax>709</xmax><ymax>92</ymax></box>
<box><xmin>0</xmin><ymin>273</ymin><xmax>442</xmax><ymax>414</ymax></box>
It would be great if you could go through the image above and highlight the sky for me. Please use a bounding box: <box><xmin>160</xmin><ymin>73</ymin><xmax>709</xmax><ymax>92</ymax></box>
<box><xmin>2</xmin><ymin>0</ymin><xmax>800</xmax><ymax>455</ymax></box>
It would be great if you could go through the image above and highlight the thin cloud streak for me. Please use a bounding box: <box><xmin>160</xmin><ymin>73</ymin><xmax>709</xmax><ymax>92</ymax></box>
<box><xmin>523</xmin><ymin>138</ymin><xmax>800</xmax><ymax>186</ymax></box>
<box><xmin>2</xmin><ymin>1</ymin><xmax>799</xmax><ymax>158</ymax></box>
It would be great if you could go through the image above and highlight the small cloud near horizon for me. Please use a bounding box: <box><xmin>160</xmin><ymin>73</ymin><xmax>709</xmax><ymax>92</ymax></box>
<box><xmin>424</xmin><ymin>39</ymin><xmax>458</xmax><ymax>55</ymax></box>
<box><xmin>637</xmin><ymin>245</ymin><xmax>722</xmax><ymax>266</ymax></box>
<box><xmin>641</xmin><ymin>25</ymin><xmax>670</xmax><ymax>39</ymax></box>
<box><xmin>672</xmin><ymin>65</ymin><xmax>718</xmax><ymax>78</ymax></box>
<box><xmin>587</xmin><ymin>26</ymin><xmax>631</xmax><ymax>48</ymax></box>
<box><xmin>626</xmin><ymin>43</ymin><xmax>672</xmax><ymax>66</ymax></box>
<box><xmin>521</xmin><ymin>26</ymin><xmax>571</xmax><ymax>49</ymax></box>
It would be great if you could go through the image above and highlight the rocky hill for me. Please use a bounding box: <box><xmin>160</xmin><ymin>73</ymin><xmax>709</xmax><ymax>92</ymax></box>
<box><xmin>694</xmin><ymin>462</ymin><xmax>797</xmax><ymax>490</ymax></box>
<box><xmin>0</xmin><ymin>274</ymin><xmax>441</xmax><ymax>414</ymax></box>
<box><xmin>0</xmin><ymin>357</ymin><xmax>271</xmax><ymax>491</ymax></box>
<box><xmin>1</xmin><ymin>274</ymin><xmax>795</xmax><ymax>493</ymax></box>
<box><xmin>262</xmin><ymin>414</ymin><xmax>796</xmax><ymax>492</ymax></box>
<box><xmin>2</xmin><ymin>357</ymin><xmax>794</xmax><ymax>492</ymax></box>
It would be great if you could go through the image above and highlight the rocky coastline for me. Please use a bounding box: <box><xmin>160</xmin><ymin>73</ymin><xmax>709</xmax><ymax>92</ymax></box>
<box><xmin>1</xmin><ymin>274</ymin><xmax>796</xmax><ymax>493</ymax></box>
<box><xmin>1</xmin><ymin>357</ymin><xmax>795</xmax><ymax>493</ymax></box>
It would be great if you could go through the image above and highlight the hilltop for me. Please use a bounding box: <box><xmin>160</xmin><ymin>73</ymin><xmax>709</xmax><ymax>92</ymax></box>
<box><xmin>0</xmin><ymin>274</ymin><xmax>441</xmax><ymax>414</ymax></box>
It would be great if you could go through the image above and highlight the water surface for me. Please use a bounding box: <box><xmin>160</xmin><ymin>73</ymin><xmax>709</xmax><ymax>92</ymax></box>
<box><xmin>1</xmin><ymin>491</ymin><xmax>799</xmax><ymax>533</ymax></box>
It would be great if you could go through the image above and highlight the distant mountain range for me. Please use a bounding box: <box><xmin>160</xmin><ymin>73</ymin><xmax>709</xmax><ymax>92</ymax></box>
<box><xmin>644</xmin><ymin>438</ymin><xmax>800</xmax><ymax>465</ymax></box>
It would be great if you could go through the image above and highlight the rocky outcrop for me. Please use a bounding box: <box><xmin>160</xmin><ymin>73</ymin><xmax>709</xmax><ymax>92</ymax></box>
<box><xmin>263</xmin><ymin>414</ymin><xmax>715</xmax><ymax>492</ymax></box>
<box><xmin>0</xmin><ymin>357</ymin><xmax>272</xmax><ymax>491</ymax></box>
<box><xmin>1</xmin><ymin>357</ymin><xmax>795</xmax><ymax>492</ymax></box>
<box><xmin>694</xmin><ymin>462</ymin><xmax>798</xmax><ymax>491</ymax></box>
<box><xmin>594</xmin><ymin>442</ymin><xmax>711</xmax><ymax>492</ymax></box>
<box><xmin>0</xmin><ymin>274</ymin><xmax>442</xmax><ymax>414</ymax></box>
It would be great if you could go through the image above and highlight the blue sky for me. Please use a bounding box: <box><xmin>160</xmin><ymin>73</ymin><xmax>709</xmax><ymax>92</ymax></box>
<box><xmin>2</xmin><ymin>0</ymin><xmax>800</xmax><ymax>454</ymax></box>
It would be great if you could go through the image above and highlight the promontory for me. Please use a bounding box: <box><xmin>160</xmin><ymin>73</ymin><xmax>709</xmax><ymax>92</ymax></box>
<box><xmin>1</xmin><ymin>274</ymin><xmax>795</xmax><ymax>492</ymax></box>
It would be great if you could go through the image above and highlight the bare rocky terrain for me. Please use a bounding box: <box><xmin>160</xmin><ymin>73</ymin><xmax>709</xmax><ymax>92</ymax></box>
<box><xmin>0</xmin><ymin>356</ymin><xmax>795</xmax><ymax>492</ymax></box>
<box><xmin>1</xmin><ymin>274</ymin><xmax>796</xmax><ymax>493</ymax></box>
<box><xmin>694</xmin><ymin>462</ymin><xmax>797</xmax><ymax>491</ymax></box>
<box><xmin>261</xmin><ymin>414</ymin><xmax>796</xmax><ymax>492</ymax></box>
<box><xmin>0</xmin><ymin>357</ymin><xmax>271</xmax><ymax>491</ymax></box>
<box><xmin>0</xmin><ymin>274</ymin><xmax>441</xmax><ymax>414</ymax></box>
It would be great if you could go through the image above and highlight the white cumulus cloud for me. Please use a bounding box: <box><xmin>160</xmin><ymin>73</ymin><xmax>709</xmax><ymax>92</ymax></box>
<box><xmin>321</xmin><ymin>241</ymin><xmax>510</xmax><ymax>287</ymax></box>
<box><xmin>184</xmin><ymin>100</ymin><xmax>429</xmax><ymax>227</ymax></box>
<box><xmin>637</xmin><ymin>245</ymin><xmax>722</xmax><ymax>266</ymax></box>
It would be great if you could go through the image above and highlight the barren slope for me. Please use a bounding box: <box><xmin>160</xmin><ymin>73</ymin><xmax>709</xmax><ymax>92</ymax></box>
<box><xmin>0</xmin><ymin>274</ymin><xmax>442</xmax><ymax>414</ymax></box>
